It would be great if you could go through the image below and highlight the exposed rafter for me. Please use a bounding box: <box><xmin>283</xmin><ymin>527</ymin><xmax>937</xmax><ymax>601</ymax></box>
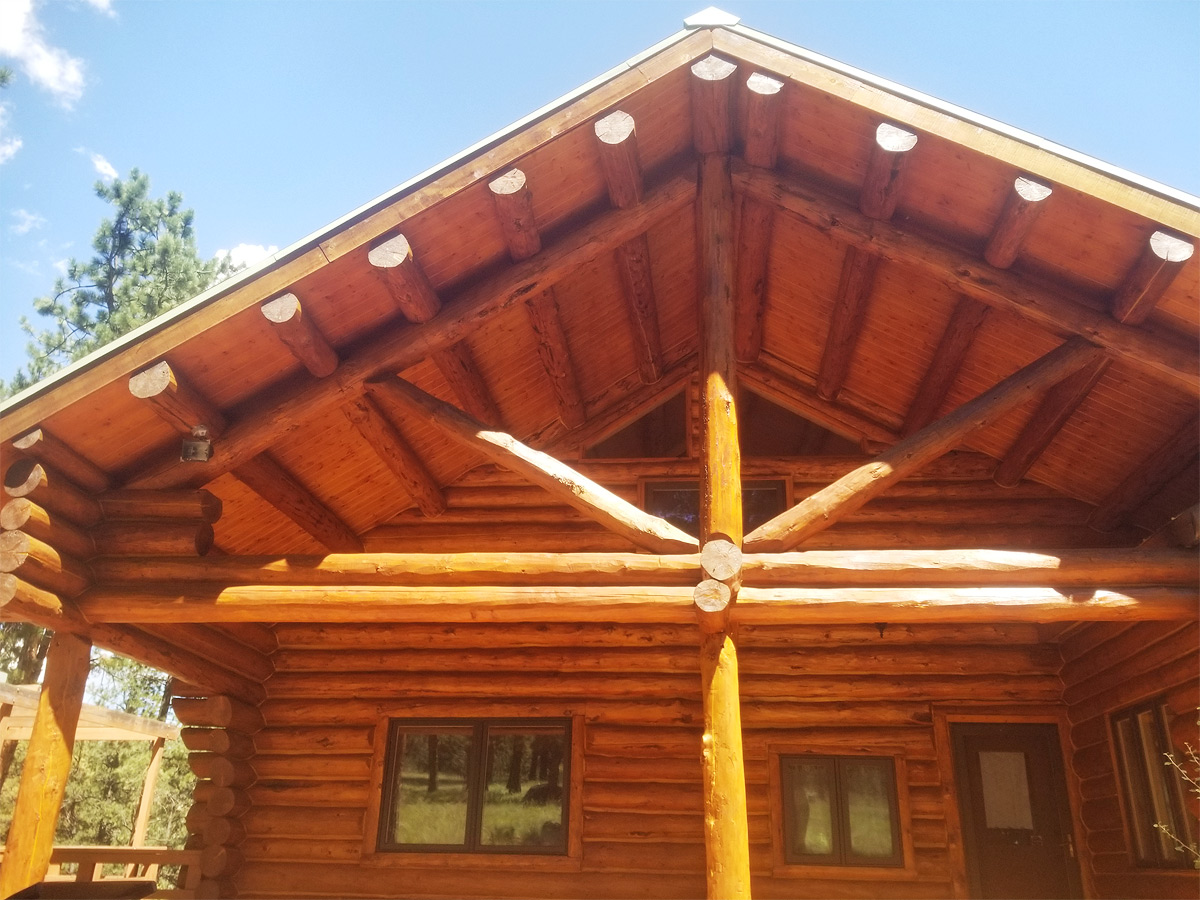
<box><xmin>260</xmin><ymin>293</ymin><xmax>338</xmax><ymax>378</ymax></box>
<box><xmin>342</xmin><ymin>395</ymin><xmax>445</xmax><ymax>519</ymax></box>
<box><xmin>232</xmin><ymin>454</ymin><xmax>362</xmax><ymax>553</ymax></box>
<box><xmin>902</xmin><ymin>296</ymin><xmax>989</xmax><ymax>435</ymax></box>
<box><xmin>983</xmin><ymin>176</ymin><xmax>1053</xmax><ymax>269</ymax></box>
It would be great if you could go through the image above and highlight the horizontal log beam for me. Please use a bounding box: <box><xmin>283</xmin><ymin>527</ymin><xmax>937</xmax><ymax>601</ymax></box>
<box><xmin>128</xmin><ymin>169</ymin><xmax>697</xmax><ymax>491</ymax></box>
<box><xmin>74</xmin><ymin>583</ymin><xmax>1197</xmax><ymax>624</ymax></box>
<box><xmin>733</xmin><ymin>161</ymin><xmax>1200</xmax><ymax>395</ymax></box>
<box><xmin>747</xmin><ymin>338</ymin><xmax>1105</xmax><ymax>550</ymax></box>
<box><xmin>0</xmin><ymin>530</ymin><xmax>90</xmax><ymax>597</ymax></box>
<box><xmin>86</xmin><ymin>547</ymin><xmax>1199</xmax><ymax>589</ymax></box>
<box><xmin>4</xmin><ymin>459</ymin><xmax>103</xmax><ymax>526</ymax></box>
<box><xmin>367</xmin><ymin>376</ymin><xmax>697</xmax><ymax>553</ymax></box>
<box><xmin>96</xmin><ymin>489</ymin><xmax>222</xmax><ymax>523</ymax></box>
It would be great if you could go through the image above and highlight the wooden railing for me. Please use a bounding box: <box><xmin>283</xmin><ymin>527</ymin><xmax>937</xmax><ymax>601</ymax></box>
<box><xmin>1</xmin><ymin>846</ymin><xmax>201</xmax><ymax>898</ymax></box>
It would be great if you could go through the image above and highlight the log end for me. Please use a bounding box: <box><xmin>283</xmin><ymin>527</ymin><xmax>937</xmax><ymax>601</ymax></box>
<box><xmin>595</xmin><ymin>110</ymin><xmax>636</xmax><ymax>146</ymax></box>
<box><xmin>488</xmin><ymin>167</ymin><xmax>529</xmax><ymax>197</ymax></box>
<box><xmin>128</xmin><ymin>360</ymin><xmax>176</xmax><ymax>399</ymax></box>
<box><xmin>691</xmin><ymin>55</ymin><xmax>738</xmax><ymax>82</ymax></box>
<box><xmin>367</xmin><ymin>233</ymin><xmax>415</xmax><ymax>270</ymax></box>
<box><xmin>260</xmin><ymin>292</ymin><xmax>302</xmax><ymax>324</ymax></box>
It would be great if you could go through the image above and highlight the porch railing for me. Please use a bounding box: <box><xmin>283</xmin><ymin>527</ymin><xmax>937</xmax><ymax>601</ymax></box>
<box><xmin>1</xmin><ymin>845</ymin><xmax>202</xmax><ymax>899</ymax></box>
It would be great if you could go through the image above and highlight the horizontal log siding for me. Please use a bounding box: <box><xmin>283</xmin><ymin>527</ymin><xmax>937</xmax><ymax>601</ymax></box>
<box><xmin>234</xmin><ymin>622</ymin><xmax>1063</xmax><ymax>899</ymax></box>
<box><xmin>1061</xmin><ymin>621</ymin><xmax>1199</xmax><ymax>899</ymax></box>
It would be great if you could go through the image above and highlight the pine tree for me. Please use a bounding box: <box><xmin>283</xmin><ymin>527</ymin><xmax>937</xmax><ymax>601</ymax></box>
<box><xmin>5</xmin><ymin>169</ymin><xmax>232</xmax><ymax>393</ymax></box>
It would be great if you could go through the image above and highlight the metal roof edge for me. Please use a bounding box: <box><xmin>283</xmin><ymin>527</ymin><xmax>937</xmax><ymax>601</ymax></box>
<box><xmin>1</xmin><ymin>24</ymin><xmax>702</xmax><ymax>418</ymax></box>
<box><xmin>726</xmin><ymin>21</ymin><xmax>1200</xmax><ymax>212</ymax></box>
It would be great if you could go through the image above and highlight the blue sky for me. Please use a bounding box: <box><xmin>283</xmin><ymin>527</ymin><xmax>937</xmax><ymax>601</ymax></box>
<box><xmin>1</xmin><ymin>0</ymin><xmax>1197</xmax><ymax>381</ymax></box>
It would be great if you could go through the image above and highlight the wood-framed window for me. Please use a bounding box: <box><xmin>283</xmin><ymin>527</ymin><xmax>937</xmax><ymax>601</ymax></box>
<box><xmin>1111</xmin><ymin>699</ymin><xmax>1197</xmax><ymax>868</ymax></box>
<box><xmin>377</xmin><ymin>718</ymin><xmax>570</xmax><ymax>855</ymax></box>
<box><xmin>641</xmin><ymin>478</ymin><xmax>789</xmax><ymax>537</ymax></box>
<box><xmin>779</xmin><ymin>754</ymin><xmax>904</xmax><ymax>868</ymax></box>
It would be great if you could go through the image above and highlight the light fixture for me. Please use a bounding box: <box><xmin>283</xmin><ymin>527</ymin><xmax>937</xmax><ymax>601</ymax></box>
<box><xmin>180</xmin><ymin>425</ymin><xmax>213</xmax><ymax>462</ymax></box>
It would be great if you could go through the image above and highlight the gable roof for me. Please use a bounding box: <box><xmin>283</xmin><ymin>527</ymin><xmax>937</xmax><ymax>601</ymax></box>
<box><xmin>2</xmin><ymin>10</ymin><xmax>1197</xmax><ymax>556</ymax></box>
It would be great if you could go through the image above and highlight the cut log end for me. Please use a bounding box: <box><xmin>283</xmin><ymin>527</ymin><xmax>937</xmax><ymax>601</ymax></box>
<box><xmin>691</xmin><ymin>55</ymin><xmax>738</xmax><ymax>82</ymax></box>
<box><xmin>260</xmin><ymin>292</ymin><xmax>302</xmax><ymax>324</ymax></box>
<box><xmin>875</xmin><ymin>122</ymin><xmax>918</xmax><ymax>153</ymax></box>
<box><xmin>488</xmin><ymin>168</ymin><xmax>528</xmax><ymax>197</ymax></box>
<box><xmin>701</xmin><ymin>538</ymin><xmax>742</xmax><ymax>584</ymax></box>
<box><xmin>594</xmin><ymin>110</ymin><xmax>635</xmax><ymax>146</ymax></box>
<box><xmin>1014</xmin><ymin>176</ymin><xmax>1053</xmax><ymax>203</ymax></box>
<box><xmin>367</xmin><ymin>233</ymin><xmax>415</xmax><ymax>270</ymax></box>
<box><xmin>746</xmin><ymin>72</ymin><xmax>784</xmax><ymax>97</ymax></box>
<box><xmin>1150</xmin><ymin>230</ymin><xmax>1195</xmax><ymax>264</ymax></box>
<box><xmin>3</xmin><ymin>458</ymin><xmax>41</xmax><ymax>497</ymax></box>
<box><xmin>694</xmin><ymin>578</ymin><xmax>733</xmax><ymax>633</ymax></box>
<box><xmin>128</xmin><ymin>360</ymin><xmax>175</xmax><ymax>399</ymax></box>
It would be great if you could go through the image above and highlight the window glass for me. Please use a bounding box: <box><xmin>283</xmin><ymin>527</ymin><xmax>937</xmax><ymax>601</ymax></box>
<box><xmin>643</xmin><ymin>480</ymin><xmax>787</xmax><ymax>537</ymax></box>
<box><xmin>781</xmin><ymin>754</ymin><xmax>902</xmax><ymax>867</ymax></box>
<box><xmin>480</xmin><ymin>728</ymin><xmax>567</xmax><ymax>850</ymax></box>
<box><xmin>977</xmin><ymin>750</ymin><xmax>1035</xmax><ymax>830</ymax></box>
<box><xmin>843</xmin><ymin>758</ymin><xmax>900</xmax><ymax>859</ymax></box>
<box><xmin>1111</xmin><ymin>700</ymin><xmax>1197</xmax><ymax>867</ymax></box>
<box><xmin>380</xmin><ymin>719</ymin><xmax>570</xmax><ymax>854</ymax></box>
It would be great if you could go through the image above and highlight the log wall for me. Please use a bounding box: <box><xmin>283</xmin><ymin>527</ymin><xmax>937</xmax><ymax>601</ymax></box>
<box><xmin>1061</xmin><ymin>621</ymin><xmax>1199</xmax><ymax>899</ymax></box>
<box><xmin>226</xmin><ymin>621</ymin><xmax>1068</xmax><ymax>899</ymax></box>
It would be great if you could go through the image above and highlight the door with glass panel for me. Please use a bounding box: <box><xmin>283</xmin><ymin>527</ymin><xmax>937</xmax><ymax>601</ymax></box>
<box><xmin>951</xmin><ymin>723</ymin><xmax>1082</xmax><ymax>899</ymax></box>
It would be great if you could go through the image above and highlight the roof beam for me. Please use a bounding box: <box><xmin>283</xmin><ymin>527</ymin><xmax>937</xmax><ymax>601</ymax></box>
<box><xmin>733</xmin><ymin>161</ymin><xmax>1200</xmax><ymax>396</ymax></box>
<box><xmin>73</xmin><ymin>583</ymin><xmax>1197</xmax><ymax>625</ymax></box>
<box><xmin>342</xmin><ymin>395</ymin><xmax>445</xmax><ymax>518</ymax></box>
<box><xmin>594</xmin><ymin>112</ymin><xmax>663</xmax><ymax>384</ymax></box>
<box><xmin>232</xmin><ymin>454</ymin><xmax>362</xmax><ymax>553</ymax></box>
<box><xmin>129</xmin><ymin>360</ymin><xmax>227</xmax><ymax>438</ymax></box>
<box><xmin>691</xmin><ymin>55</ymin><xmax>737</xmax><ymax>154</ymax></box>
<box><xmin>430</xmin><ymin>343</ymin><xmax>504</xmax><ymax>428</ymax></box>
<box><xmin>817</xmin><ymin>247</ymin><xmax>881</xmax><ymax>401</ymax></box>
<box><xmin>367</xmin><ymin>233</ymin><xmax>441</xmax><ymax>322</ymax></box>
<box><xmin>260</xmin><ymin>292</ymin><xmax>338</xmax><ymax>378</ymax></box>
<box><xmin>1089</xmin><ymin>415</ymin><xmax>1200</xmax><ymax>532</ymax></box>
<box><xmin>489</xmin><ymin>167</ymin><xmax>586</xmax><ymax>427</ymax></box>
<box><xmin>817</xmin><ymin>123</ymin><xmax>918</xmax><ymax>401</ymax></box>
<box><xmin>901</xmin><ymin>296</ymin><xmax>989</xmax><ymax>435</ymax></box>
<box><xmin>732</xmin><ymin>72</ymin><xmax>783</xmax><ymax>365</ymax></box>
<box><xmin>745</xmin><ymin>337</ymin><xmax>1105</xmax><ymax>551</ymax></box>
<box><xmin>11</xmin><ymin>427</ymin><xmax>111</xmax><ymax>493</ymax></box>
<box><xmin>983</xmin><ymin>176</ymin><xmax>1053</xmax><ymax>269</ymax></box>
<box><xmin>992</xmin><ymin>357</ymin><xmax>1111</xmax><ymax>487</ymax></box>
<box><xmin>366</xmin><ymin>375</ymin><xmax>697</xmax><ymax>554</ymax></box>
<box><xmin>126</xmin><ymin>168</ymin><xmax>696</xmax><ymax>490</ymax></box>
<box><xmin>1110</xmin><ymin>230</ymin><xmax>1194</xmax><ymax>325</ymax></box>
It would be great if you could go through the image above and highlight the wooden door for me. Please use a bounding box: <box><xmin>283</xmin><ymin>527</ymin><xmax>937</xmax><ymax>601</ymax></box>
<box><xmin>951</xmin><ymin>723</ymin><xmax>1082</xmax><ymax>899</ymax></box>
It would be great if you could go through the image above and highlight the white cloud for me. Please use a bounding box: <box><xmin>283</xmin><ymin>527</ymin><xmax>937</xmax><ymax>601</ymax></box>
<box><xmin>10</xmin><ymin>208</ymin><xmax>46</xmax><ymax>234</ymax></box>
<box><xmin>52</xmin><ymin>257</ymin><xmax>69</xmax><ymax>275</ymax></box>
<box><xmin>0</xmin><ymin>104</ymin><xmax>21</xmax><ymax>164</ymax></box>
<box><xmin>89</xmin><ymin>151</ymin><xmax>117</xmax><ymax>181</ymax></box>
<box><xmin>80</xmin><ymin>0</ymin><xmax>116</xmax><ymax>17</ymax></box>
<box><xmin>214</xmin><ymin>243</ymin><xmax>280</xmax><ymax>270</ymax></box>
<box><xmin>0</xmin><ymin>0</ymin><xmax>86</xmax><ymax>107</ymax></box>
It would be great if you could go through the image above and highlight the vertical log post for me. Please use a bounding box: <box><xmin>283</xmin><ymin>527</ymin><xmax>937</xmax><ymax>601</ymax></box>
<box><xmin>694</xmin><ymin>51</ymin><xmax>751</xmax><ymax>897</ymax></box>
<box><xmin>0</xmin><ymin>632</ymin><xmax>91</xmax><ymax>897</ymax></box>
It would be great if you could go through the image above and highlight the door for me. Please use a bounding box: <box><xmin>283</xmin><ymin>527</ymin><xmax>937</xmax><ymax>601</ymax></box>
<box><xmin>951</xmin><ymin>723</ymin><xmax>1082</xmax><ymax>899</ymax></box>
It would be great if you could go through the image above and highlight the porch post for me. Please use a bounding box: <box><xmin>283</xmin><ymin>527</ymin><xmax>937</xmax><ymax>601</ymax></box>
<box><xmin>0</xmin><ymin>631</ymin><xmax>91</xmax><ymax>897</ymax></box>
<box><xmin>697</xmin><ymin>148</ymin><xmax>752</xmax><ymax>898</ymax></box>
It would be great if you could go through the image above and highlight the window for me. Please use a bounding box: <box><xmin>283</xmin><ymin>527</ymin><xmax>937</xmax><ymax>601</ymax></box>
<box><xmin>780</xmin><ymin>755</ymin><xmax>903</xmax><ymax>867</ymax></box>
<box><xmin>643</xmin><ymin>479</ymin><xmax>788</xmax><ymax>537</ymax></box>
<box><xmin>378</xmin><ymin>718</ymin><xmax>570</xmax><ymax>854</ymax></box>
<box><xmin>1112</xmin><ymin>699</ymin><xmax>1196</xmax><ymax>867</ymax></box>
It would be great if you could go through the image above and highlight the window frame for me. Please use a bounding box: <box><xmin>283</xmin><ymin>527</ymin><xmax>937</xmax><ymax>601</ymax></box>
<box><xmin>769</xmin><ymin>745</ymin><xmax>917</xmax><ymax>880</ymax></box>
<box><xmin>639</xmin><ymin>477</ymin><xmax>791</xmax><ymax>538</ymax></box>
<box><xmin>372</xmin><ymin>716</ymin><xmax>574</xmax><ymax>859</ymax></box>
<box><xmin>1110</xmin><ymin>698</ymin><xmax>1197</xmax><ymax>869</ymax></box>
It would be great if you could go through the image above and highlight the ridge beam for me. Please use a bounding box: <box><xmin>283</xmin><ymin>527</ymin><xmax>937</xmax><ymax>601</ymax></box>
<box><xmin>367</xmin><ymin>375</ymin><xmax>697</xmax><ymax>554</ymax></box>
<box><xmin>489</xmin><ymin>168</ymin><xmax>586</xmax><ymax>427</ymax></box>
<box><xmin>746</xmin><ymin>338</ymin><xmax>1106</xmax><ymax>551</ymax></box>
<box><xmin>595</xmin><ymin>112</ymin><xmax>664</xmax><ymax>384</ymax></box>
<box><xmin>984</xmin><ymin>176</ymin><xmax>1053</xmax><ymax>269</ymax></box>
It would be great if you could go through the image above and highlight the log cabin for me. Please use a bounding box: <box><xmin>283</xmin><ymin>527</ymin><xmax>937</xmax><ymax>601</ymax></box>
<box><xmin>0</xmin><ymin>8</ymin><xmax>1197</xmax><ymax>899</ymax></box>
